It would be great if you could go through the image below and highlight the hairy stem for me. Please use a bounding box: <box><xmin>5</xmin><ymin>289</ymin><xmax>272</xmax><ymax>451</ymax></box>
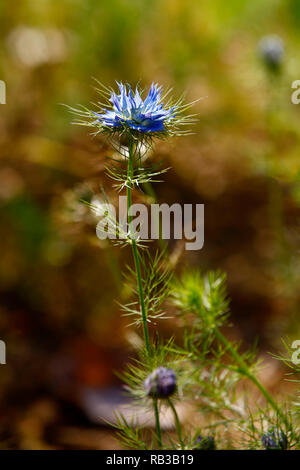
<box><xmin>168</xmin><ymin>398</ymin><xmax>184</xmax><ymax>449</ymax></box>
<box><xmin>127</xmin><ymin>138</ymin><xmax>151</xmax><ymax>360</ymax></box>
<box><xmin>127</xmin><ymin>137</ymin><xmax>162</xmax><ymax>447</ymax></box>
<box><xmin>153</xmin><ymin>398</ymin><xmax>162</xmax><ymax>449</ymax></box>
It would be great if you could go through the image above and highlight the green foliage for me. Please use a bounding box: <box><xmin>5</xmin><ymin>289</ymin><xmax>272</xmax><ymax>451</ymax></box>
<box><xmin>173</xmin><ymin>270</ymin><xmax>229</xmax><ymax>332</ymax></box>
<box><xmin>114</xmin><ymin>267</ymin><xmax>300</xmax><ymax>449</ymax></box>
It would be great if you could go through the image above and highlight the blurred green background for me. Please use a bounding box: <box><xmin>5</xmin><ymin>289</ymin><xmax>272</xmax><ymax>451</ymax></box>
<box><xmin>1</xmin><ymin>0</ymin><xmax>300</xmax><ymax>449</ymax></box>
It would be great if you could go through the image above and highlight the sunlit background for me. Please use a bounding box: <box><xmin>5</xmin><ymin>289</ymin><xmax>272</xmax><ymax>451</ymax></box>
<box><xmin>1</xmin><ymin>0</ymin><xmax>300</xmax><ymax>449</ymax></box>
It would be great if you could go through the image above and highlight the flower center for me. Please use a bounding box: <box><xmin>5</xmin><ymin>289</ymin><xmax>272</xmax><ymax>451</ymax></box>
<box><xmin>131</xmin><ymin>109</ymin><xmax>151</xmax><ymax>125</ymax></box>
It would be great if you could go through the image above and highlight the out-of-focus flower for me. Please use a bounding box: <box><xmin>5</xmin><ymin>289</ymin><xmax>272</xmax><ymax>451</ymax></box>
<box><xmin>258</xmin><ymin>35</ymin><xmax>285</xmax><ymax>72</ymax></box>
<box><xmin>261</xmin><ymin>428</ymin><xmax>288</xmax><ymax>450</ymax></box>
<box><xmin>194</xmin><ymin>435</ymin><xmax>216</xmax><ymax>450</ymax></box>
<box><xmin>7</xmin><ymin>26</ymin><xmax>68</xmax><ymax>67</ymax></box>
<box><xmin>144</xmin><ymin>367</ymin><xmax>176</xmax><ymax>399</ymax></box>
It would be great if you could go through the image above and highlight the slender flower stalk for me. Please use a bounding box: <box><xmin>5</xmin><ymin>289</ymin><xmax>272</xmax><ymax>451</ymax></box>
<box><xmin>126</xmin><ymin>136</ymin><xmax>151</xmax><ymax>360</ymax></box>
<box><xmin>168</xmin><ymin>398</ymin><xmax>184</xmax><ymax>449</ymax></box>
<box><xmin>153</xmin><ymin>398</ymin><xmax>162</xmax><ymax>449</ymax></box>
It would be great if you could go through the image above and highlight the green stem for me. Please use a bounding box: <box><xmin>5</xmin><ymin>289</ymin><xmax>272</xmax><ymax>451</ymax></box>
<box><xmin>127</xmin><ymin>138</ymin><xmax>162</xmax><ymax>446</ymax></box>
<box><xmin>153</xmin><ymin>398</ymin><xmax>162</xmax><ymax>449</ymax></box>
<box><xmin>126</xmin><ymin>138</ymin><xmax>151</xmax><ymax>359</ymax></box>
<box><xmin>214</xmin><ymin>327</ymin><xmax>287</xmax><ymax>424</ymax></box>
<box><xmin>168</xmin><ymin>398</ymin><xmax>184</xmax><ymax>449</ymax></box>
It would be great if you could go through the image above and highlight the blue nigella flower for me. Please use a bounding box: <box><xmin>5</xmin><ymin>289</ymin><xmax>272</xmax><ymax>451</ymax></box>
<box><xmin>94</xmin><ymin>82</ymin><xmax>175</xmax><ymax>134</ymax></box>
<box><xmin>69</xmin><ymin>80</ymin><xmax>198</xmax><ymax>141</ymax></box>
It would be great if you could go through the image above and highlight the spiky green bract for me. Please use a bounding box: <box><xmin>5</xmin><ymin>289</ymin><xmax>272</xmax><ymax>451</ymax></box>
<box><xmin>121</xmin><ymin>249</ymin><xmax>173</xmax><ymax>328</ymax></box>
<box><xmin>172</xmin><ymin>270</ymin><xmax>229</xmax><ymax>333</ymax></box>
<box><xmin>106</xmin><ymin>161</ymin><xmax>170</xmax><ymax>193</ymax></box>
<box><xmin>112</xmin><ymin>414</ymin><xmax>150</xmax><ymax>450</ymax></box>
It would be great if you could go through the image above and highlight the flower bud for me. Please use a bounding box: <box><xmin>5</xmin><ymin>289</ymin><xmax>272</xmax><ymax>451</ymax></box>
<box><xmin>258</xmin><ymin>35</ymin><xmax>285</xmax><ymax>72</ymax></box>
<box><xmin>194</xmin><ymin>435</ymin><xmax>216</xmax><ymax>450</ymax></box>
<box><xmin>261</xmin><ymin>428</ymin><xmax>287</xmax><ymax>450</ymax></box>
<box><xmin>144</xmin><ymin>367</ymin><xmax>176</xmax><ymax>399</ymax></box>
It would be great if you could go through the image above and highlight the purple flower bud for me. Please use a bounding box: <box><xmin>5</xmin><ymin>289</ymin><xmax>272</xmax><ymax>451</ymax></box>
<box><xmin>194</xmin><ymin>435</ymin><xmax>216</xmax><ymax>450</ymax></box>
<box><xmin>144</xmin><ymin>367</ymin><xmax>176</xmax><ymax>399</ymax></box>
<box><xmin>262</xmin><ymin>429</ymin><xmax>287</xmax><ymax>450</ymax></box>
<box><xmin>258</xmin><ymin>35</ymin><xmax>285</xmax><ymax>72</ymax></box>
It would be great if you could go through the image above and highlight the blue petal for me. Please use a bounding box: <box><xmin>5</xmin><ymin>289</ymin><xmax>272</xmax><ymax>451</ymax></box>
<box><xmin>109</xmin><ymin>93</ymin><xmax>121</xmax><ymax>112</ymax></box>
<box><xmin>134</xmin><ymin>87</ymin><xmax>143</xmax><ymax>107</ymax></box>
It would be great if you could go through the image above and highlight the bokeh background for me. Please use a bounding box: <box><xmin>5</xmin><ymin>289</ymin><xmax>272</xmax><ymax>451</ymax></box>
<box><xmin>1</xmin><ymin>0</ymin><xmax>300</xmax><ymax>449</ymax></box>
